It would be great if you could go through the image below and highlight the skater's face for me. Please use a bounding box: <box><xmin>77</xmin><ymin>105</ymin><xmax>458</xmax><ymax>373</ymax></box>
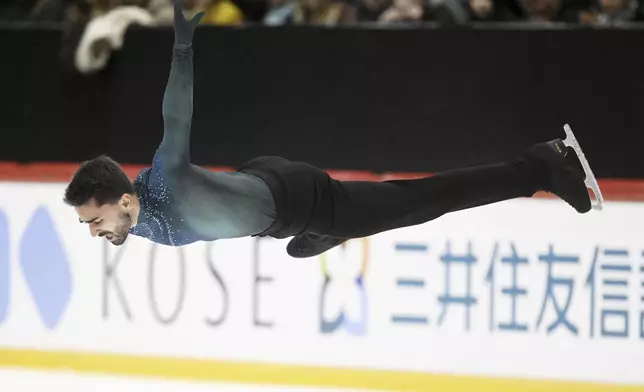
<box><xmin>75</xmin><ymin>195</ymin><xmax>134</xmax><ymax>246</ymax></box>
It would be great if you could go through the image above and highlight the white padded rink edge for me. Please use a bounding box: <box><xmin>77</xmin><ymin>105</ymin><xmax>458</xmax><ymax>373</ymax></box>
<box><xmin>562</xmin><ymin>124</ymin><xmax>604</xmax><ymax>211</ymax></box>
<box><xmin>0</xmin><ymin>368</ymin><xmax>375</xmax><ymax>392</ymax></box>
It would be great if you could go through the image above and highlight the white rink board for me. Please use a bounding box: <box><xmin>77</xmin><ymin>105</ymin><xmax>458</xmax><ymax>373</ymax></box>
<box><xmin>0</xmin><ymin>181</ymin><xmax>643</xmax><ymax>386</ymax></box>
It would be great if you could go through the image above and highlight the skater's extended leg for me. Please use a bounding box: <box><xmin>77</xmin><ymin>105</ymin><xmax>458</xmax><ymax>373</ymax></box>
<box><xmin>288</xmin><ymin>138</ymin><xmax>591</xmax><ymax>258</ymax></box>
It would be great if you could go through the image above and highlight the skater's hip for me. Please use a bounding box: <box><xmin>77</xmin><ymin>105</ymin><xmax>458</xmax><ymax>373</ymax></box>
<box><xmin>237</xmin><ymin>156</ymin><xmax>335</xmax><ymax>239</ymax></box>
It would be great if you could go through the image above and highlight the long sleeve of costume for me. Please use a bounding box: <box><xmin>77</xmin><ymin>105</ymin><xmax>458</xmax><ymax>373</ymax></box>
<box><xmin>158</xmin><ymin>43</ymin><xmax>194</xmax><ymax>164</ymax></box>
<box><xmin>130</xmin><ymin>43</ymin><xmax>276</xmax><ymax>246</ymax></box>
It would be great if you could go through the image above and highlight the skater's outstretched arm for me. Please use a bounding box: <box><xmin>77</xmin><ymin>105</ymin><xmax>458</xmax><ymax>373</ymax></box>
<box><xmin>158</xmin><ymin>0</ymin><xmax>205</xmax><ymax>166</ymax></box>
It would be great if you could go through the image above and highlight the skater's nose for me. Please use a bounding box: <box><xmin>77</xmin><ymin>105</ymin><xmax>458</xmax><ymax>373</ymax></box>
<box><xmin>89</xmin><ymin>223</ymin><xmax>100</xmax><ymax>237</ymax></box>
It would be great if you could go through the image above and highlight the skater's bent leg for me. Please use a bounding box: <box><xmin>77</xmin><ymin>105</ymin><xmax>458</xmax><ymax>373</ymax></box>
<box><xmin>311</xmin><ymin>157</ymin><xmax>545</xmax><ymax>239</ymax></box>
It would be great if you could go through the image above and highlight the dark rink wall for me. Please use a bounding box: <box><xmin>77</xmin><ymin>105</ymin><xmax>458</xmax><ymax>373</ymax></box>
<box><xmin>2</xmin><ymin>24</ymin><xmax>643</xmax><ymax>178</ymax></box>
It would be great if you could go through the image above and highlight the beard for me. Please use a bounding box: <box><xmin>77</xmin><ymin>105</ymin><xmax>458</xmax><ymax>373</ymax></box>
<box><xmin>110</xmin><ymin>212</ymin><xmax>132</xmax><ymax>246</ymax></box>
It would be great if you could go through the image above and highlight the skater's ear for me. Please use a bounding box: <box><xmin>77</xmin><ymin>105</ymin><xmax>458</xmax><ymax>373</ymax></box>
<box><xmin>120</xmin><ymin>193</ymin><xmax>132</xmax><ymax>209</ymax></box>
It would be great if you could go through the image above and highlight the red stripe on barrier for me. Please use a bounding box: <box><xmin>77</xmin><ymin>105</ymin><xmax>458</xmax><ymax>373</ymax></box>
<box><xmin>0</xmin><ymin>162</ymin><xmax>642</xmax><ymax>202</ymax></box>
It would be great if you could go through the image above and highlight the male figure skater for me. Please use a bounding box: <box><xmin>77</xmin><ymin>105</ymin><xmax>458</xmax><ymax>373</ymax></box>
<box><xmin>64</xmin><ymin>0</ymin><xmax>602</xmax><ymax>258</ymax></box>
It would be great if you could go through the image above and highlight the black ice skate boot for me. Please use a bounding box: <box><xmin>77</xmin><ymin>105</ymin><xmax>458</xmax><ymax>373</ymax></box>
<box><xmin>523</xmin><ymin>125</ymin><xmax>603</xmax><ymax>213</ymax></box>
<box><xmin>286</xmin><ymin>233</ymin><xmax>348</xmax><ymax>259</ymax></box>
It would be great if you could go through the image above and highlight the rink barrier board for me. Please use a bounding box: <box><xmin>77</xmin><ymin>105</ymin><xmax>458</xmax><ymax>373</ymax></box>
<box><xmin>0</xmin><ymin>161</ymin><xmax>643</xmax><ymax>201</ymax></box>
<box><xmin>0</xmin><ymin>162</ymin><xmax>643</xmax><ymax>391</ymax></box>
<box><xmin>0</xmin><ymin>348</ymin><xmax>643</xmax><ymax>392</ymax></box>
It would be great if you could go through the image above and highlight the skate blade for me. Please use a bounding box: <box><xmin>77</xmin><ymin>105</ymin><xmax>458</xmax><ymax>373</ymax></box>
<box><xmin>562</xmin><ymin>124</ymin><xmax>604</xmax><ymax>211</ymax></box>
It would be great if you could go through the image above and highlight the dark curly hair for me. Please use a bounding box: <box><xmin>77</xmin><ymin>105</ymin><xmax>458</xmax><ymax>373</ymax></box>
<box><xmin>64</xmin><ymin>155</ymin><xmax>134</xmax><ymax>207</ymax></box>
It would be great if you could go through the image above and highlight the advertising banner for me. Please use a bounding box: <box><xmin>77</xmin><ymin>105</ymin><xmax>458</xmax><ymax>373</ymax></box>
<box><xmin>0</xmin><ymin>182</ymin><xmax>642</xmax><ymax>391</ymax></box>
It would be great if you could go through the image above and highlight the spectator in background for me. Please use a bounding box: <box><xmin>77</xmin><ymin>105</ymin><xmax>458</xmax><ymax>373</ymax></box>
<box><xmin>0</xmin><ymin>0</ymin><xmax>65</xmax><ymax>21</ymax></box>
<box><xmin>465</xmin><ymin>0</ymin><xmax>518</xmax><ymax>20</ymax></box>
<box><xmin>150</xmin><ymin>0</ymin><xmax>245</xmax><ymax>24</ymax></box>
<box><xmin>578</xmin><ymin>0</ymin><xmax>643</xmax><ymax>24</ymax></box>
<box><xmin>263</xmin><ymin>0</ymin><xmax>297</xmax><ymax>24</ymax></box>
<box><xmin>378</xmin><ymin>0</ymin><xmax>426</xmax><ymax>22</ymax></box>
<box><xmin>514</xmin><ymin>0</ymin><xmax>584</xmax><ymax>22</ymax></box>
<box><xmin>469</xmin><ymin>0</ymin><xmax>495</xmax><ymax>18</ymax></box>
<box><xmin>68</xmin><ymin>0</ymin><xmax>154</xmax><ymax>73</ymax></box>
<box><xmin>202</xmin><ymin>0</ymin><xmax>245</xmax><ymax>24</ymax></box>
<box><xmin>264</xmin><ymin>0</ymin><xmax>356</xmax><ymax>25</ymax></box>
<box><xmin>353</xmin><ymin>0</ymin><xmax>456</xmax><ymax>24</ymax></box>
<box><xmin>355</xmin><ymin>0</ymin><xmax>391</xmax><ymax>21</ymax></box>
<box><xmin>62</xmin><ymin>0</ymin><xmax>151</xmax><ymax>24</ymax></box>
<box><xmin>294</xmin><ymin>0</ymin><xmax>357</xmax><ymax>24</ymax></box>
<box><xmin>427</xmin><ymin>0</ymin><xmax>518</xmax><ymax>23</ymax></box>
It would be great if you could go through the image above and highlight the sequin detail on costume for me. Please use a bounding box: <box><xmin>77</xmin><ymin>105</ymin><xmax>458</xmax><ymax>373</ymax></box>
<box><xmin>128</xmin><ymin>155</ymin><xmax>201</xmax><ymax>246</ymax></box>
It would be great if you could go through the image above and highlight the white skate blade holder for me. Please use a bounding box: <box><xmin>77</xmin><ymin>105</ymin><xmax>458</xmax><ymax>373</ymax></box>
<box><xmin>562</xmin><ymin>124</ymin><xmax>604</xmax><ymax>211</ymax></box>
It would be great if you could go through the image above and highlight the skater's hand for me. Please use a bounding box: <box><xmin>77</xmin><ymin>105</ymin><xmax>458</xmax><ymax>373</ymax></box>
<box><xmin>173</xmin><ymin>0</ymin><xmax>205</xmax><ymax>45</ymax></box>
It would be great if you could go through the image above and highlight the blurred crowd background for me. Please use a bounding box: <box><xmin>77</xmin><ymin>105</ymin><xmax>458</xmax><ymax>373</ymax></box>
<box><xmin>2</xmin><ymin>0</ymin><xmax>643</xmax><ymax>74</ymax></box>
<box><xmin>2</xmin><ymin>0</ymin><xmax>644</xmax><ymax>28</ymax></box>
